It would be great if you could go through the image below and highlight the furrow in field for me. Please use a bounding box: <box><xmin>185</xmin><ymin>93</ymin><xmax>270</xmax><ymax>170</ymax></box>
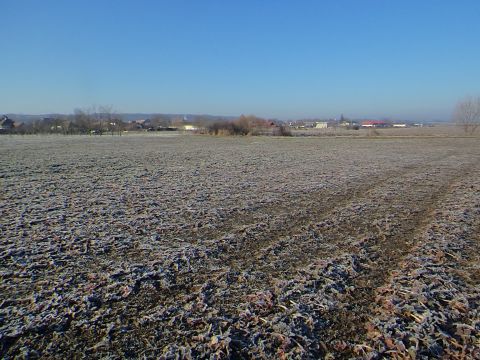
<box><xmin>185</xmin><ymin>158</ymin><xmax>476</xmax><ymax>359</ymax></box>
<box><xmin>353</xmin><ymin>171</ymin><xmax>480</xmax><ymax>359</ymax></box>
<box><xmin>203</xmin><ymin>155</ymin><xmax>471</xmax><ymax>280</ymax></box>
<box><xmin>202</xmin><ymin>161</ymin><xmax>477</xmax><ymax>360</ymax></box>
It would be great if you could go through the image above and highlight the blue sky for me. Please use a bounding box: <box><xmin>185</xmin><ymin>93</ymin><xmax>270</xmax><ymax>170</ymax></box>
<box><xmin>1</xmin><ymin>0</ymin><xmax>479</xmax><ymax>120</ymax></box>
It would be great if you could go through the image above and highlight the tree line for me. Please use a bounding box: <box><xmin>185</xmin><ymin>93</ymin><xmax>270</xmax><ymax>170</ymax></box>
<box><xmin>2</xmin><ymin>106</ymin><xmax>126</xmax><ymax>135</ymax></box>
<box><xmin>2</xmin><ymin>109</ymin><xmax>292</xmax><ymax>136</ymax></box>
<box><xmin>3</xmin><ymin>97</ymin><xmax>479</xmax><ymax>135</ymax></box>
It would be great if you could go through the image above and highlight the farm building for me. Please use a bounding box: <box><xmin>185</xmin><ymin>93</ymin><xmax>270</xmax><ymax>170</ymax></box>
<box><xmin>315</xmin><ymin>122</ymin><xmax>328</xmax><ymax>129</ymax></box>
<box><xmin>361</xmin><ymin>120</ymin><xmax>390</xmax><ymax>128</ymax></box>
<box><xmin>183</xmin><ymin>124</ymin><xmax>198</xmax><ymax>131</ymax></box>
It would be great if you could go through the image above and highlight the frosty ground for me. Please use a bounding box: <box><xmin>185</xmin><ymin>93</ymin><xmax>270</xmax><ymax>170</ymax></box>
<box><xmin>1</xmin><ymin>134</ymin><xmax>479</xmax><ymax>359</ymax></box>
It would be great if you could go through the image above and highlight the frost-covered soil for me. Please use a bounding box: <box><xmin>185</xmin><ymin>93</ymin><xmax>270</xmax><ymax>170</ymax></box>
<box><xmin>1</xmin><ymin>134</ymin><xmax>479</xmax><ymax>359</ymax></box>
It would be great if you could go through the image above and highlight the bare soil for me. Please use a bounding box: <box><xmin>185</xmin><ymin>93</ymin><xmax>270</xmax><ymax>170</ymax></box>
<box><xmin>1</xmin><ymin>134</ymin><xmax>479</xmax><ymax>359</ymax></box>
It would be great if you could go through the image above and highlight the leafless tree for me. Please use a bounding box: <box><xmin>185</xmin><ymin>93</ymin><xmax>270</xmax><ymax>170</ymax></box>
<box><xmin>72</xmin><ymin>105</ymin><xmax>121</xmax><ymax>135</ymax></box>
<box><xmin>453</xmin><ymin>97</ymin><xmax>480</xmax><ymax>134</ymax></box>
<box><xmin>151</xmin><ymin>114</ymin><xmax>171</xmax><ymax>128</ymax></box>
<box><xmin>73</xmin><ymin>108</ymin><xmax>94</xmax><ymax>133</ymax></box>
<box><xmin>98</xmin><ymin>105</ymin><xmax>112</xmax><ymax>135</ymax></box>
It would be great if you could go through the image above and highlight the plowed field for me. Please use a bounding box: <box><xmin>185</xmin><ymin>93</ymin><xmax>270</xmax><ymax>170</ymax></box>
<box><xmin>1</xmin><ymin>134</ymin><xmax>479</xmax><ymax>359</ymax></box>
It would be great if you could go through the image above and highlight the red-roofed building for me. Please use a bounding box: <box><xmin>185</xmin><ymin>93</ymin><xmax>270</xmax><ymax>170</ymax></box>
<box><xmin>361</xmin><ymin>120</ymin><xmax>389</xmax><ymax>128</ymax></box>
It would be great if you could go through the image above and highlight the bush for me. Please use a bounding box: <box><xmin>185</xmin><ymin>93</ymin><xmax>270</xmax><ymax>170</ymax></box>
<box><xmin>207</xmin><ymin>115</ymin><xmax>291</xmax><ymax>136</ymax></box>
<box><xmin>274</xmin><ymin>125</ymin><xmax>292</xmax><ymax>136</ymax></box>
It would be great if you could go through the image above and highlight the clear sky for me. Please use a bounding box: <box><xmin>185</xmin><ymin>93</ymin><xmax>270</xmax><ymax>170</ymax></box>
<box><xmin>1</xmin><ymin>0</ymin><xmax>479</xmax><ymax>120</ymax></box>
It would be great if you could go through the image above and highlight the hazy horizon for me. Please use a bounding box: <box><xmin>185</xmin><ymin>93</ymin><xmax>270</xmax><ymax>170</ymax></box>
<box><xmin>0</xmin><ymin>111</ymin><xmax>452</xmax><ymax>123</ymax></box>
<box><xmin>2</xmin><ymin>1</ymin><xmax>479</xmax><ymax>121</ymax></box>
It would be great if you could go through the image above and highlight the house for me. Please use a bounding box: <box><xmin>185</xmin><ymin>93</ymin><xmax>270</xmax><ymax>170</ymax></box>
<box><xmin>0</xmin><ymin>115</ymin><xmax>15</xmax><ymax>133</ymax></box>
<box><xmin>393</xmin><ymin>123</ymin><xmax>407</xmax><ymax>128</ymax></box>
<box><xmin>183</xmin><ymin>124</ymin><xmax>197</xmax><ymax>131</ymax></box>
<box><xmin>315</xmin><ymin>122</ymin><xmax>328</xmax><ymax>129</ymax></box>
<box><xmin>361</xmin><ymin>120</ymin><xmax>389</xmax><ymax>128</ymax></box>
<box><xmin>127</xmin><ymin>119</ymin><xmax>148</xmax><ymax>130</ymax></box>
<box><xmin>303</xmin><ymin>121</ymin><xmax>316</xmax><ymax>128</ymax></box>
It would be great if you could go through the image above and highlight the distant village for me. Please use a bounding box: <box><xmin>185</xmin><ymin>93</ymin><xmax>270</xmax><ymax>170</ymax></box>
<box><xmin>287</xmin><ymin>115</ymin><xmax>427</xmax><ymax>130</ymax></box>
<box><xmin>1</xmin><ymin>113</ymin><xmax>430</xmax><ymax>135</ymax></box>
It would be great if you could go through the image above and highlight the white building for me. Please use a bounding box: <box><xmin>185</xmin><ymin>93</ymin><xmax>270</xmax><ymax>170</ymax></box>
<box><xmin>315</xmin><ymin>122</ymin><xmax>328</xmax><ymax>129</ymax></box>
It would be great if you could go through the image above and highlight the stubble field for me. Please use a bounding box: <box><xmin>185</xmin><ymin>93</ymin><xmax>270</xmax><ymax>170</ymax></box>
<box><xmin>1</xmin><ymin>134</ymin><xmax>479</xmax><ymax>359</ymax></box>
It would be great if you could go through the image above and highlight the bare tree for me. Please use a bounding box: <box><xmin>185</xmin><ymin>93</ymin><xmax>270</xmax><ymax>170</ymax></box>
<box><xmin>150</xmin><ymin>114</ymin><xmax>171</xmax><ymax>128</ymax></box>
<box><xmin>73</xmin><ymin>108</ymin><xmax>94</xmax><ymax>133</ymax></box>
<box><xmin>453</xmin><ymin>97</ymin><xmax>480</xmax><ymax>134</ymax></box>
<box><xmin>100</xmin><ymin>106</ymin><xmax>124</xmax><ymax>135</ymax></box>
<box><xmin>98</xmin><ymin>105</ymin><xmax>113</xmax><ymax>135</ymax></box>
<box><xmin>71</xmin><ymin>105</ymin><xmax>122</xmax><ymax>135</ymax></box>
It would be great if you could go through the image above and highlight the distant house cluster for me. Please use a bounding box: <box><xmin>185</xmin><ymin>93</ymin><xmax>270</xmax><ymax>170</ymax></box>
<box><xmin>359</xmin><ymin>120</ymin><xmax>423</xmax><ymax>128</ymax></box>
<box><xmin>289</xmin><ymin>120</ymin><xmax>341</xmax><ymax>129</ymax></box>
<box><xmin>288</xmin><ymin>117</ymin><xmax>424</xmax><ymax>130</ymax></box>
<box><xmin>126</xmin><ymin>119</ymin><xmax>178</xmax><ymax>132</ymax></box>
